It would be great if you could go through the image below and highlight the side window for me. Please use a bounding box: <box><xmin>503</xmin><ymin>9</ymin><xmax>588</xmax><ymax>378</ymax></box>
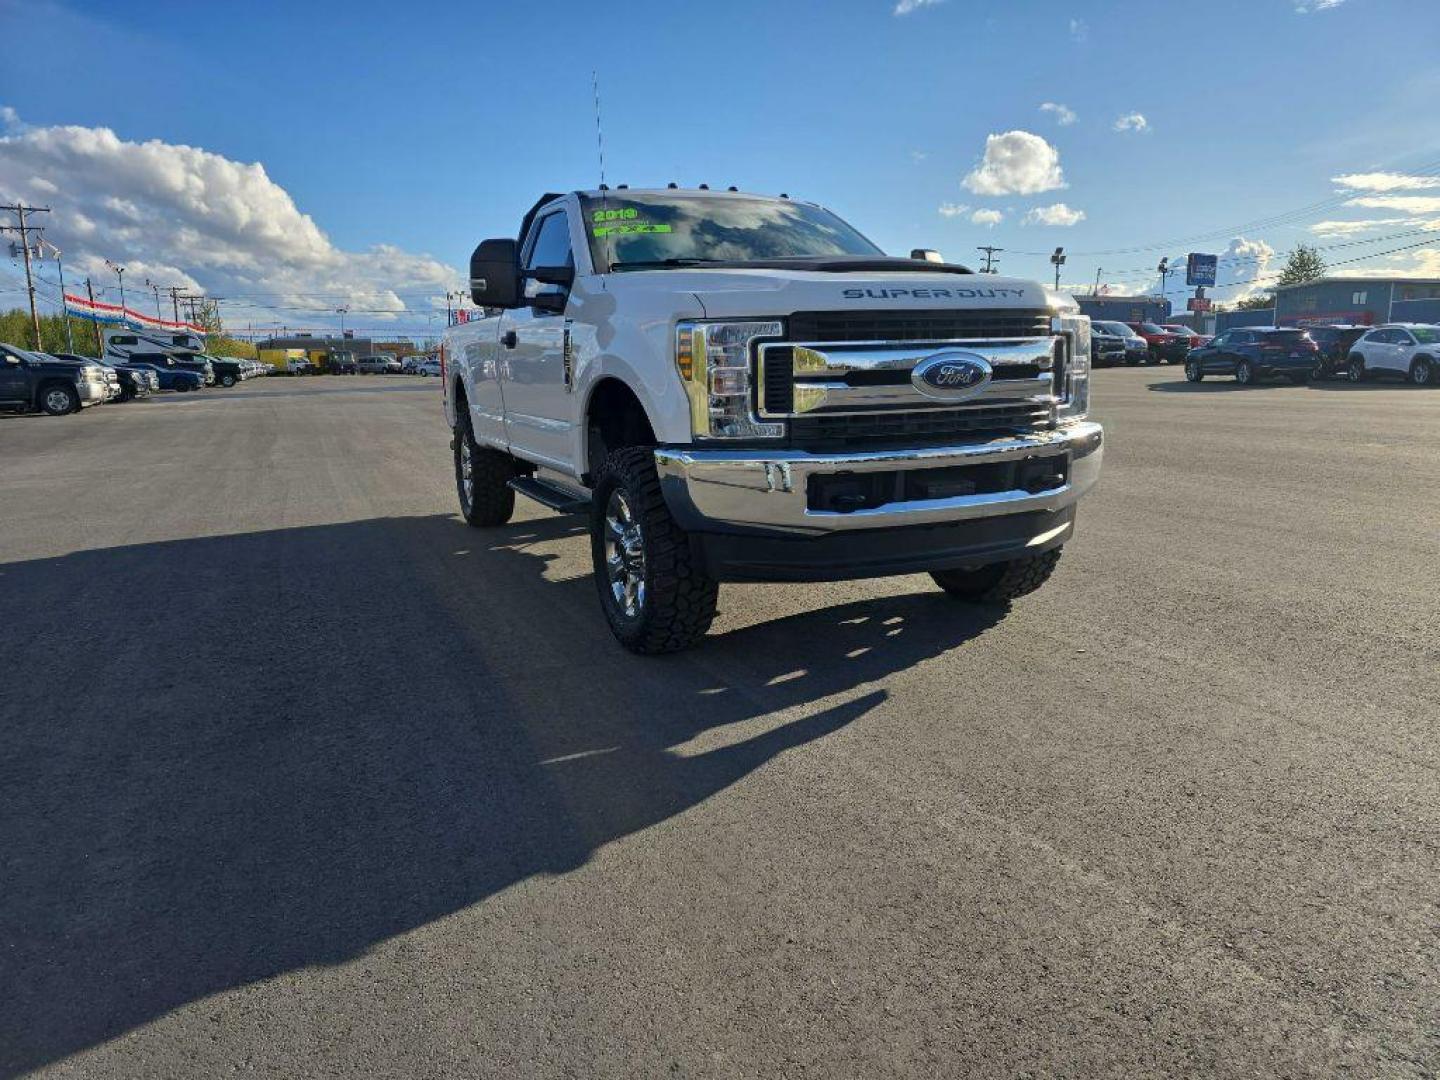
<box><xmin>1210</xmin><ymin>332</ymin><xmax>1229</xmax><ymax>348</ymax></box>
<box><xmin>1367</xmin><ymin>330</ymin><xmax>1392</xmax><ymax>345</ymax></box>
<box><xmin>1232</xmin><ymin>332</ymin><xmax>1252</xmax><ymax>345</ymax></box>
<box><xmin>1395</xmin><ymin>329</ymin><xmax>1416</xmax><ymax>346</ymax></box>
<box><xmin>523</xmin><ymin>211</ymin><xmax>574</xmax><ymax>271</ymax></box>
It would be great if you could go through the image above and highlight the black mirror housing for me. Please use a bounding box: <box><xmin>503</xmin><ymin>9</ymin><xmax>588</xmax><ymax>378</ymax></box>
<box><xmin>530</xmin><ymin>265</ymin><xmax>574</xmax><ymax>288</ymax></box>
<box><xmin>470</xmin><ymin>239</ymin><xmax>520</xmax><ymax>308</ymax></box>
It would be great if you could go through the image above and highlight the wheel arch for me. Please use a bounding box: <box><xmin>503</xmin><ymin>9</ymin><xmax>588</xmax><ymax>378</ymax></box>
<box><xmin>582</xmin><ymin>377</ymin><xmax>659</xmax><ymax>482</ymax></box>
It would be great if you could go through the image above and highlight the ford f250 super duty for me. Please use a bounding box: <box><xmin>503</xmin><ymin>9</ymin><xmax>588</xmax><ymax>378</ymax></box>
<box><xmin>443</xmin><ymin>187</ymin><xmax>1103</xmax><ymax>653</ymax></box>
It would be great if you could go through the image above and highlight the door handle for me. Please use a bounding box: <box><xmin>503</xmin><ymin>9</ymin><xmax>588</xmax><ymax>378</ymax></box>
<box><xmin>501</xmin><ymin>330</ymin><xmax>518</xmax><ymax>349</ymax></box>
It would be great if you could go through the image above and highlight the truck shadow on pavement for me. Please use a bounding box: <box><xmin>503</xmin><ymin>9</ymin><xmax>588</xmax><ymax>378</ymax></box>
<box><xmin>0</xmin><ymin>512</ymin><xmax>1004</xmax><ymax>1075</ymax></box>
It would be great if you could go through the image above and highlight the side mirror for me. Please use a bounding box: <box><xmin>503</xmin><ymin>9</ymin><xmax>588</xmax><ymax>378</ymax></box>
<box><xmin>469</xmin><ymin>239</ymin><xmax>520</xmax><ymax>308</ymax></box>
<box><xmin>530</xmin><ymin>265</ymin><xmax>574</xmax><ymax>288</ymax></box>
<box><xmin>524</xmin><ymin>280</ymin><xmax>569</xmax><ymax>314</ymax></box>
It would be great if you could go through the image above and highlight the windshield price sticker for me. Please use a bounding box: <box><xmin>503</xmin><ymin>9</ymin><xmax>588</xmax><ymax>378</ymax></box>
<box><xmin>593</xmin><ymin>223</ymin><xmax>673</xmax><ymax>237</ymax></box>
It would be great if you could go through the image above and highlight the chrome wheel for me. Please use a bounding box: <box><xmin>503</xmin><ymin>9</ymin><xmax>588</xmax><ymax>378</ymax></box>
<box><xmin>44</xmin><ymin>388</ymin><xmax>73</xmax><ymax>413</ymax></box>
<box><xmin>604</xmin><ymin>489</ymin><xmax>646</xmax><ymax>619</ymax></box>
<box><xmin>458</xmin><ymin>435</ymin><xmax>473</xmax><ymax>507</ymax></box>
<box><xmin>1236</xmin><ymin>361</ymin><xmax>1253</xmax><ymax>385</ymax></box>
<box><xmin>1411</xmin><ymin>360</ymin><xmax>1431</xmax><ymax>386</ymax></box>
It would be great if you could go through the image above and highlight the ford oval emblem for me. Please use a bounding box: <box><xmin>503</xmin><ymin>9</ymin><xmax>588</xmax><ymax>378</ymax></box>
<box><xmin>912</xmin><ymin>351</ymin><xmax>993</xmax><ymax>400</ymax></box>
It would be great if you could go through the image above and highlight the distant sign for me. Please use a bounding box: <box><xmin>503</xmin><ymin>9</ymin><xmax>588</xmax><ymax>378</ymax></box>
<box><xmin>1187</xmin><ymin>296</ymin><xmax>1213</xmax><ymax>312</ymax></box>
<box><xmin>1186</xmin><ymin>253</ymin><xmax>1218</xmax><ymax>287</ymax></box>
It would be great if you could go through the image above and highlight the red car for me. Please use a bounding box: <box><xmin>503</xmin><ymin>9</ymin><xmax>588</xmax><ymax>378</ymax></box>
<box><xmin>1162</xmin><ymin>324</ymin><xmax>1211</xmax><ymax>349</ymax></box>
<box><xmin>1125</xmin><ymin>321</ymin><xmax>1190</xmax><ymax>364</ymax></box>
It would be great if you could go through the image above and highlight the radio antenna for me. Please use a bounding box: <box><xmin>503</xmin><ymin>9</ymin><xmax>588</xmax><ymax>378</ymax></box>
<box><xmin>591</xmin><ymin>71</ymin><xmax>606</xmax><ymax>190</ymax></box>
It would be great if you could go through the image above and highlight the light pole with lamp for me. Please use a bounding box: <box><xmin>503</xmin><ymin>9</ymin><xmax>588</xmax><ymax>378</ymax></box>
<box><xmin>105</xmin><ymin>261</ymin><xmax>127</xmax><ymax>326</ymax></box>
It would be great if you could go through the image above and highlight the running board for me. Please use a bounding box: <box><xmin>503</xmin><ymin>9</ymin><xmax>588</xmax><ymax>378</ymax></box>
<box><xmin>508</xmin><ymin>476</ymin><xmax>591</xmax><ymax>514</ymax></box>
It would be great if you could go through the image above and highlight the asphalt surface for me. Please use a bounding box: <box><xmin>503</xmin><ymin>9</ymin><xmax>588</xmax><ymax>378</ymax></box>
<box><xmin>2</xmin><ymin>370</ymin><xmax>1437</xmax><ymax>1079</ymax></box>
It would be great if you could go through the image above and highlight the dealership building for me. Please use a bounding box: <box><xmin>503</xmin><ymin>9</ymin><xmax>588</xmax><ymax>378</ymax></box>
<box><xmin>1216</xmin><ymin>277</ymin><xmax>1440</xmax><ymax>331</ymax></box>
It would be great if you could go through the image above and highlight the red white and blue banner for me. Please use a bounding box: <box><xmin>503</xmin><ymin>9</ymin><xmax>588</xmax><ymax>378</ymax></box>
<box><xmin>63</xmin><ymin>293</ymin><xmax>206</xmax><ymax>335</ymax></box>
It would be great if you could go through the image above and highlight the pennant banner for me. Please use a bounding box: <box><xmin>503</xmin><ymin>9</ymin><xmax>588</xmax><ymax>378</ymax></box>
<box><xmin>64</xmin><ymin>293</ymin><xmax>207</xmax><ymax>335</ymax></box>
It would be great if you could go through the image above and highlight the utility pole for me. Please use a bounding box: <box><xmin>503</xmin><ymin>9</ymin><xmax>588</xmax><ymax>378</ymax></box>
<box><xmin>165</xmin><ymin>286</ymin><xmax>187</xmax><ymax>324</ymax></box>
<box><xmin>1092</xmin><ymin>267</ymin><xmax>1103</xmax><ymax>296</ymax></box>
<box><xmin>976</xmin><ymin>245</ymin><xmax>1003</xmax><ymax>274</ymax></box>
<box><xmin>86</xmin><ymin>278</ymin><xmax>103</xmax><ymax>354</ymax></box>
<box><xmin>1</xmin><ymin>202</ymin><xmax>51</xmax><ymax>350</ymax></box>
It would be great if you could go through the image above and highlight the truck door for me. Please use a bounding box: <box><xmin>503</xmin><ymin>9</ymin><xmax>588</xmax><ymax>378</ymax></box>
<box><xmin>499</xmin><ymin>207</ymin><xmax>575</xmax><ymax>472</ymax></box>
<box><xmin>0</xmin><ymin>350</ymin><xmax>29</xmax><ymax>403</ymax></box>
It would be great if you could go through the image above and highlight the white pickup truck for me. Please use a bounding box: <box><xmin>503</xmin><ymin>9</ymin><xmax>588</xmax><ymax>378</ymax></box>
<box><xmin>443</xmin><ymin>187</ymin><xmax>1102</xmax><ymax>653</ymax></box>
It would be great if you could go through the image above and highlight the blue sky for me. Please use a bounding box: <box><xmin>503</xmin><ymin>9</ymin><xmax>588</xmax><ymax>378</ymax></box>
<box><xmin>3</xmin><ymin>0</ymin><xmax>1439</xmax><ymax>336</ymax></box>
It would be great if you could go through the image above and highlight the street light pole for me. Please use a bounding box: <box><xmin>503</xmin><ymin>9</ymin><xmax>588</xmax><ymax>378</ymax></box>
<box><xmin>1050</xmin><ymin>246</ymin><xmax>1066</xmax><ymax>291</ymax></box>
<box><xmin>51</xmin><ymin>244</ymin><xmax>74</xmax><ymax>352</ymax></box>
<box><xmin>106</xmin><ymin>262</ymin><xmax>127</xmax><ymax>325</ymax></box>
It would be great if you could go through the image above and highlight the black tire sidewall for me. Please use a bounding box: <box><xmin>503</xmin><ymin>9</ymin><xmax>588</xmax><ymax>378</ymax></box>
<box><xmin>42</xmin><ymin>384</ymin><xmax>78</xmax><ymax>415</ymax></box>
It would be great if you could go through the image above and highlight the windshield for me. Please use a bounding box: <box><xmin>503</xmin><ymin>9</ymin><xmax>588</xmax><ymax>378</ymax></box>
<box><xmin>1138</xmin><ymin>323</ymin><xmax>1167</xmax><ymax>334</ymax></box>
<box><xmin>1410</xmin><ymin>327</ymin><xmax>1440</xmax><ymax>344</ymax></box>
<box><xmin>579</xmin><ymin>193</ymin><xmax>883</xmax><ymax>270</ymax></box>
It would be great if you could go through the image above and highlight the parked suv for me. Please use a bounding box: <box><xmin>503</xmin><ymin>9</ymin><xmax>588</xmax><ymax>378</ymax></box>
<box><xmin>1183</xmin><ymin>327</ymin><xmax>1319</xmax><ymax>385</ymax></box>
<box><xmin>1088</xmin><ymin>321</ymin><xmax>1129</xmax><ymax>367</ymax></box>
<box><xmin>1345</xmin><ymin>324</ymin><xmax>1440</xmax><ymax>385</ymax></box>
<box><xmin>1305</xmin><ymin>325</ymin><xmax>1369</xmax><ymax>380</ymax></box>
<box><xmin>357</xmin><ymin>355</ymin><xmax>402</xmax><ymax>374</ymax></box>
<box><xmin>203</xmin><ymin>355</ymin><xmax>249</xmax><ymax>387</ymax></box>
<box><xmin>0</xmin><ymin>342</ymin><xmax>115</xmax><ymax>414</ymax></box>
<box><xmin>1126</xmin><ymin>322</ymin><xmax>1189</xmax><ymax>364</ymax></box>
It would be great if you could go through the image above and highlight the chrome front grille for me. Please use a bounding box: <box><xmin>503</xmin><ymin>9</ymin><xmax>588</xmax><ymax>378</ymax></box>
<box><xmin>756</xmin><ymin>336</ymin><xmax>1062</xmax><ymax>418</ymax></box>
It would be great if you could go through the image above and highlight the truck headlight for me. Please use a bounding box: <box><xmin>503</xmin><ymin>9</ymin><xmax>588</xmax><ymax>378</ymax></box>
<box><xmin>1054</xmin><ymin>313</ymin><xmax>1090</xmax><ymax>422</ymax></box>
<box><xmin>675</xmin><ymin>320</ymin><xmax>785</xmax><ymax>439</ymax></box>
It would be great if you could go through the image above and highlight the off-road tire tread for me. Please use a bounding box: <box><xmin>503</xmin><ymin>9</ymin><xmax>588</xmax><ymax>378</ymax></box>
<box><xmin>592</xmin><ymin>446</ymin><xmax>718</xmax><ymax>654</ymax></box>
<box><xmin>931</xmin><ymin>548</ymin><xmax>1062</xmax><ymax>605</ymax></box>
<box><xmin>454</xmin><ymin>415</ymin><xmax>515</xmax><ymax>527</ymax></box>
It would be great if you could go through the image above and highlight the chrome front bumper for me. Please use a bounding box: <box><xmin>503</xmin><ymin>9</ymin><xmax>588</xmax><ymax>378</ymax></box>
<box><xmin>655</xmin><ymin>421</ymin><xmax>1102</xmax><ymax>536</ymax></box>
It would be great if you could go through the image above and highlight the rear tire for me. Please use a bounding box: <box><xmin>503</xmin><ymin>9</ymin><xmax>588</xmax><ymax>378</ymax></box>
<box><xmin>590</xmin><ymin>446</ymin><xmax>718</xmax><ymax>654</ymax></box>
<box><xmin>1347</xmin><ymin>356</ymin><xmax>1366</xmax><ymax>383</ymax></box>
<box><xmin>1409</xmin><ymin>357</ymin><xmax>1434</xmax><ymax>386</ymax></box>
<box><xmin>931</xmin><ymin>549</ymin><xmax>1062</xmax><ymax>605</ymax></box>
<box><xmin>1235</xmin><ymin>359</ymin><xmax>1255</xmax><ymax>385</ymax></box>
<box><xmin>454</xmin><ymin>410</ymin><xmax>515</xmax><ymax>527</ymax></box>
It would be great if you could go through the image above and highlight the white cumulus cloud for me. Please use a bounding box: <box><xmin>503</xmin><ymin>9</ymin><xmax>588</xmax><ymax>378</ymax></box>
<box><xmin>1024</xmin><ymin>203</ymin><xmax>1086</xmax><ymax>227</ymax></box>
<box><xmin>1345</xmin><ymin>195</ymin><xmax>1440</xmax><ymax>214</ymax></box>
<box><xmin>1294</xmin><ymin>0</ymin><xmax>1345</xmax><ymax>11</ymax></box>
<box><xmin>937</xmin><ymin>202</ymin><xmax>970</xmax><ymax>218</ymax></box>
<box><xmin>1069</xmin><ymin>17</ymin><xmax>1088</xmax><ymax>41</ymax></box>
<box><xmin>1113</xmin><ymin>112</ymin><xmax>1149</xmax><ymax>134</ymax></box>
<box><xmin>0</xmin><ymin>109</ymin><xmax>461</xmax><ymax>328</ymax></box>
<box><xmin>971</xmin><ymin>209</ymin><xmax>1004</xmax><ymax>227</ymax></box>
<box><xmin>962</xmin><ymin>131</ymin><xmax>1066</xmax><ymax>196</ymax></box>
<box><xmin>1333</xmin><ymin>172</ymin><xmax>1440</xmax><ymax>192</ymax></box>
<box><xmin>1039</xmin><ymin>102</ymin><xmax>1077</xmax><ymax>126</ymax></box>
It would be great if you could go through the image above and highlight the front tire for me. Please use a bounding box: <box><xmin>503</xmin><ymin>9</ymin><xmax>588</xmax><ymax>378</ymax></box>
<box><xmin>453</xmin><ymin>411</ymin><xmax>515</xmax><ymax>527</ymax></box>
<box><xmin>590</xmin><ymin>446</ymin><xmax>718</xmax><ymax>654</ymax></box>
<box><xmin>40</xmin><ymin>383</ymin><xmax>79</xmax><ymax>415</ymax></box>
<box><xmin>931</xmin><ymin>549</ymin><xmax>1062</xmax><ymax>605</ymax></box>
<box><xmin>1184</xmin><ymin>359</ymin><xmax>1204</xmax><ymax>382</ymax></box>
<box><xmin>1235</xmin><ymin>359</ymin><xmax>1255</xmax><ymax>385</ymax></box>
<box><xmin>221</xmin><ymin>374</ymin><xmax>237</xmax><ymax>387</ymax></box>
<box><xmin>1409</xmin><ymin>357</ymin><xmax>1434</xmax><ymax>386</ymax></box>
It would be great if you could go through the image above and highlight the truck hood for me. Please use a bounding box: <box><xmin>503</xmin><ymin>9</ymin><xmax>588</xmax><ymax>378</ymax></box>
<box><xmin>602</xmin><ymin>268</ymin><xmax>1068</xmax><ymax>320</ymax></box>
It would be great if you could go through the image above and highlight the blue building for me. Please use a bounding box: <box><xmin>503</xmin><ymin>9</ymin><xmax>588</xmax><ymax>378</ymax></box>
<box><xmin>1075</xmin><ymin>295</ymin><xmax>1172</xmax><ymax>324</ymax></box>
<box><xmin>1273</xmin><ymin>277</ymin><xmax>1440</xmax><ymax>326</ymax></box>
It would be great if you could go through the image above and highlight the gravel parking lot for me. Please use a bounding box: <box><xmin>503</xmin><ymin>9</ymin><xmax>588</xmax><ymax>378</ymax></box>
<box><xmin>2</xmin><ymin>370</ymin><xmax>1437</xmax><ymax>1079</ymax></box>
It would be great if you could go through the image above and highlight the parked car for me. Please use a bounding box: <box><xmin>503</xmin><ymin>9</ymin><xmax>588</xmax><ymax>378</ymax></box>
<box><xmin>200</xmin><ymin>355</ymin><xmax>249</xmax><ymax>387</ymax></box>
<box><xmin>1344</xmin><ymin>323</ymin><xmax>1440</xmax><ymax>385</ymax></box>
<box><xmin>1089</xmin><ymin>321</ymin><xmax>1142</xmax><ymax>366</ymax></box>
<box><xmin>289</xmin><ymin>358</ymin><xmax>315</xmax><ymax>376</ymax></box>
<box><xmin>1302</xmin><ymin>324</ymin><xmax>1370</xmax><ymax>380</ymax></box>
<box><xmin>416</xmin><ymin>357</ymin><xmax>443</xmax><ymax>377</ymax></box>
<box><xmin>401</xmin><ymin>356</ymin><xmax>421</xmax><ymax>373</ymax></box>
<box><xmin>57</xmin><ymin>353</ymin><xmax>156</xmax><ymax>401</ymax></box>
<box><xmin>0</xmin><ymin>342</ymin><xmax>116</xmax><ymax>414</ymax></box>
<box><xmin>169</xmin><ymin>354</ymin><xmax>215</xmax><ymax>385</ymax></box>
<box><xmin>1126</xmin><ymin>321</ymin><xmax>1190</xmax><ymax>364</ymax></box>
<box><xmin>330</xmin><ymin>353</ymin><xmax>358</xmax><ymax>375</ymax></box>
<box><xmin>125</xmin><ymin>352</ymin><xmax>206</xmax><ymax>392</ymax></box>
<box><xmin>357</xmin><ymin>355</ymin><xmax>402</xmax><ymax>374</ymax></box>
<box><xmin>1161</xmin><ymin>324</ymin><xmax>1211</xmax><ymax>349</ymax></box>
<box><xmin>1184</xmin><ymin>327</ymin><xmax>1319</xmax><ymax>385</ymax></box>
